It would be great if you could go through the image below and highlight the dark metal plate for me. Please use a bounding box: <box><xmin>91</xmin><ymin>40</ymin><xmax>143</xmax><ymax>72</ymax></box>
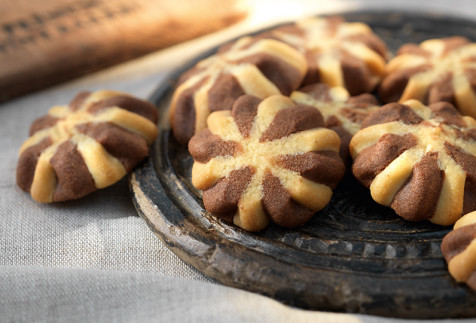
<box><xmin>130</xmin><ymin>11</ymin><xmax>476</xmax><ymax>319</ymax></box>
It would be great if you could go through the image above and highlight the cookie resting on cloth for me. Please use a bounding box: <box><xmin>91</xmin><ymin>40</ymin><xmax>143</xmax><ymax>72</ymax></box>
<box><xmin>441</xmin><ymin>211</ymin><xmax>476</xmax><ymax>292</ymax></box>
<box><xmin>379</xmin><ymin>36</ymin><xmax>476</xmax><ymax>118</ymax></box>
<box><xmin>169</xmin><ymin>35</ymin><xmax>308</xmax><ymax>144</ymax></box>
<box><xmin>259</xmin><ymin>16</ymin><xmax>388</xmax><ymax>95</ymax></box>
<box><xmin>350</xmin><ymin>99</ymin><xmax>476</xmax><ymax>226</ymax></box>
<box><xmin>17</xmin><ymin>90</ymin><xmax>159</xmax><ymax>203</ymax></box>
<box><xmin>290</xmin><ymin>83</ymin><xmax>379</xmax><ymax>163</ymax></box>
<box><xmin>188</xmin><ymin>94</ymin><xmax>345</xmax><ymax>232</ymax></box>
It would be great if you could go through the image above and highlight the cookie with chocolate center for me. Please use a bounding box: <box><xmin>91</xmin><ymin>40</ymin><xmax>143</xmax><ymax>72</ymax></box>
<box><xmin>189</xmin><ymin>94</ymin><xmax>345</xmax><ymax>231</ymax></box>
<box><xmin>350</xmin><ymin>99</ymin><xmax>476</xmax><ymax>225</ymax></box>
<box><xmin>169</xmin><ymin>36</ymin><xmax>308</xmax><ymax>144</ymax></box>
<box><xmin>17</xmin><ymin>90</ymin><xmax>159</xmax><ymax>202</ymax></box>
<box><xmin>380</xmin><ymin>36</ymin><xmax>476</xmax><ymax>118</ymax></box>
<box><xmin>290</xmin><ymin>83</ymin><xmax>379</xmax><ymax>163</ymax></box>
<box><xmin>441</xmin><ymin>211</ymin><xmax>476</xmax><ymax>291</ymax></box>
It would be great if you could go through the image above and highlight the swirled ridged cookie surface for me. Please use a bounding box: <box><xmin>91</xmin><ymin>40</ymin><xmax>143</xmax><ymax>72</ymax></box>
<box><xmin>380</xmin><ymin>37</ymin><xmax>476</xmax><ymax>118</ymax></box>
<box><xmin>350</xmin><ymin>99</ymin><xmax>476</xmax><ymax>225</ymax></box>
<box><xmin>290</xmin><ymin>83</ymin><xmax>379</xmax><ymax>162</ymax></box>
<box><xmin>441</xmin><ymin>211</ymin><xmax>476</xmax><ymax>291</ymax></box>
<box><xmin>261</xmin><ymin>16</ymin><xmax>388</xmax><ymax>95</ymax></box>
<box><xmin>189</xmin><ymin>94</ymin><xmax>345</xmax><ymax>231</ymax></box>
<box><xmin>17</xmin><ymin>90</ymin><xmax>159</xmax><ymax>203</ymax></box>
<box><xmin>169</xmin><ymin>36</ymin><xmax>308</xmax><ymax>144</ymax></box>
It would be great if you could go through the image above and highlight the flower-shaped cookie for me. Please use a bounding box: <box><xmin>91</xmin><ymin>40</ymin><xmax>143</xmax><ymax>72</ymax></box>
<box><xmin>260</xmin><ymin>16</ymin><xmax>388</xmax><ymax>95</ymax></box>
<box><xmin>441</xmin><ymin>211</ymin><xmax>476</xmax><ymax>291</ymax></box>
<box><xmin>350</xmin><ymin>99</ymin><xmax>476</xmax><ymax>225</ymax></box>
<box><xmin>188</xmin><ymin>94</ymin><xmax>345</xmax><ymax>231</ymax></box>
<box><xmin>290</xmin><ymin>83</ymin><xmax>379</xmax><ymax>162</ymax></box>
<box><xmin>169</xmin><ymin>36</ymin><xmax>308</xmax><ymax>144</ymax></box>
<box><xmin>379</xmin><ymin>37</ymin><xmax>476</xmax><ymax>118</ymax></box>
<box><xmin>17</xmin><ymin>90</ymin><xmax>159</xmax><ymax>203</ymax></box>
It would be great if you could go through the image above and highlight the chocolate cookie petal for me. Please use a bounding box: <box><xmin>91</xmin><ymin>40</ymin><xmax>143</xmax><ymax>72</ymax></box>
<box><xmin>262</xmin><ymin>172</ymin><xmax>315</xmax><ymax>228</ymax></box>
<box><xmin>188</xmin><ymin>129</ymin><xmax>241</xmax><ymax>164</ymax></box>
<box><xmin>276</xmin><ymin>150</ymin><xmax>344</xmax><ymax>188</ymax></box>
<box><xmin>50</xmin><ymin>140</ymin><xmax>97</xmax><ymax>202</ymax></box>
<box><xmin>16</xmin><ymin>137</ymin><xmax>53</xmax><ymax>193</ymax></box>
<box><xmin>260</xmin><ymin>105</ymin><xmax>324</xmax><ymax>142</ymax></box>
<box><xmin>203</xmin><ymin>167</ymin><xmax>255</xmax><ymax>222</ymax></box>
<box><xmin>391</xmin><ymin>152</ymin><xmax>444</xmax><ymax>222</ymax></box>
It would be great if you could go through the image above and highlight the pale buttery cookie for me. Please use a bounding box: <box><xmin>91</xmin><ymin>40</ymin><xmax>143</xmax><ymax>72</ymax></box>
<box><xmin>188</xmin><ymin>94</ymin><xmax>345</xmax><ymax>231</ymax></box>
<box><xmin>259</xmin><ymin>16</ymin><xmax>388</xmax><ymax>95</ymax></box>
<box><xmin>441</xmin><ymin>211</ymin><xmax>476</xmax><ymax>291</ymax></box>
<box><xmin>169</xmin><ymin>36</ymin><xmax>308</xmax><ymax>144</ymax></box>
<box><xmin>350</xmin><ymin>99</ymin><xmax>476</xmax><ymax>226</ymax></box>
<box><xmin>17</xmin><ymin>90</ymin><xmax>159</xmax><ymax>203</ymax></box>
<box><xmin>380</xmin><ymin>37</ymin><xmax>476</xmax><ymax>118</ymax></box>
<box><xmin>290</xmin><ymin>83</ymin><xmax>379</xmax><ymax>162</ymax></box>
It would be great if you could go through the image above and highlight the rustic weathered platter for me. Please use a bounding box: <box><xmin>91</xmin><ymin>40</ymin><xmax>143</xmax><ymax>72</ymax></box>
<box><xmin>130</xmin><ymin>11</ymin><xmax>476</xmax><ymax>319</ymax></box>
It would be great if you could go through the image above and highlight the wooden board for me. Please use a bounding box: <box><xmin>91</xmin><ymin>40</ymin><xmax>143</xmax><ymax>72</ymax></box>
<box><xmin>0</xmin><ymin>0</ymin><xmax>248</xmax><ymax>102</ymax></box>
<box><xmin>130</xmin><ymin>11</ymin><xmax>476</xmax><ymax>319</ymax></box>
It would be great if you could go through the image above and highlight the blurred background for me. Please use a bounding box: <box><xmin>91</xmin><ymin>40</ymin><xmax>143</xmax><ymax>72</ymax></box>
<box><xmin>0</xmin><ymin>0</ymin><xmax>473</xmax><ymax>102</ymax></box>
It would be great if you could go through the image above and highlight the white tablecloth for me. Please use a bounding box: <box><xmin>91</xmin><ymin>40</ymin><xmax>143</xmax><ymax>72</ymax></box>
<box><xmin>1</xmin><ymin>0</ymin><xmax>475</xmax><ymax>321</ymax></box>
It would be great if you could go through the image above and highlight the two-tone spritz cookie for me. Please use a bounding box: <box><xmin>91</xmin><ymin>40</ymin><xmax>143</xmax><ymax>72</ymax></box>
<box><xmin>379</xmin><ymin>37</ymin><xmax>476</xmax><ymax>118</ymax></box>
<box><xmin>169</xmin><ymin>36</ymin><xmax>308</xmax><ymax>144</ymax></box>
<box><xmin>350</xmin><ymin>99</ymin><xmax>476</xmax><ymax>225</ymax></box>
<box><xmin>441</xmin><ymin>211</ymin><xmax>476</xmax><ymax>291</ymax></box>
<box><xmin>17</xmin><ymin>90</ymin><xmax>159</xmax><ymax>202</ymax></box>
<box><xmin>188</xmin><ymin>94</ymin><xmax>345</xmax><ymax>231</ymax></box>
<box><xmin>261</xmin><ymin>16</ymin><xmax>388</xmax><ymax>95</ymax></box>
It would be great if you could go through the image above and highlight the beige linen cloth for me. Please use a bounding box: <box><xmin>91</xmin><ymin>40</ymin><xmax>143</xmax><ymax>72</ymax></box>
<box><xmin>1</xmin><ymin>1</ymin><xmax>476</xmax><ymax>322</ymax></box>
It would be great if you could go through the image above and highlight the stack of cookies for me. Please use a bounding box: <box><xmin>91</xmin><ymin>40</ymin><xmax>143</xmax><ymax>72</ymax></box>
<box><xmin>169</xmin><ymin>16</ymin><xmax>476</xmax><ymax>291</ymax></box>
